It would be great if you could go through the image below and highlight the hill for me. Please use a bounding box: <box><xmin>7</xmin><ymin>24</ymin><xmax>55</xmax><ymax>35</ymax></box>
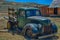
<box><xmin>0</xmin><ymin>1</ymin><xmax>46</xmax><ymax>13</ymax></box>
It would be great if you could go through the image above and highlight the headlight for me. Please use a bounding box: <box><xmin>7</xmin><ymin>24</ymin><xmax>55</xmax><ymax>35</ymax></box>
<box><xmin>38</xmin><ymin>24</ymin><xmax>42</xmax><ymax>28</ymax></box>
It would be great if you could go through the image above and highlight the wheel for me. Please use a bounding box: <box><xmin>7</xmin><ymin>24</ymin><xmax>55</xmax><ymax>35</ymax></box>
<box><xmin>25</xmin><ymin>27</ymin><xmax>38</xmax><ymax>38</ymax></box>
<box><xmin>24</xmin><ymin>24</ymin><xmax>39</xmax><ymax>38</ymax></box>
<box><xmin>7</xmin><ymin>21</ymin><xmax>11</xmax><ymax>29</ymax></box>
<box><xmin>25</xmin><ymin>27</ymin><xmax>34</xmax><ymax>38</ymax></box>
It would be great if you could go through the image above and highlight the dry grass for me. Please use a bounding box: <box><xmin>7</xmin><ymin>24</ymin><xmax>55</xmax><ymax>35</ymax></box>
<box><xmin>0</xmin><ymin>13</ymin><xmax>8</xmax><ymax>30</ymax></box>
<box><xmin>49</xmin><ymin>18</ymin><xmax>60</xmax><ymax>29</ymax></box>
<box><xmin>0</xmin><ymin>32</ymin><xmax>25</xmax><ymax>40</ymax></box>
<box><xmin>0</xmin><ymin>13</ymin><xmax>26</xmax><ymax>40</ymax></box>
<box><xmin>0</xmin><ymin>13</ymin><xmax>8</xmax><ymax>17</ymax></box>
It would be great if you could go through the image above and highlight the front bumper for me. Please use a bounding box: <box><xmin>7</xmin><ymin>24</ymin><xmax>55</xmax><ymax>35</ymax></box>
<box><xmin>38</xmin><ymin>33</ymin><xmax>57</xmax><ymax>39</ymax></box>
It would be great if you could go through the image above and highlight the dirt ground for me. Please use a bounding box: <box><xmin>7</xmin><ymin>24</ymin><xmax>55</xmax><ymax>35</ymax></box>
<box><xmin>0</xmin><ymin>13</ymin><xmax>60</xmax><ymax>40</ymax></box>
<box><xmin>0</xmin><ymin>32</ymin><xmax>25</xmax><ymax>40</ymax></box>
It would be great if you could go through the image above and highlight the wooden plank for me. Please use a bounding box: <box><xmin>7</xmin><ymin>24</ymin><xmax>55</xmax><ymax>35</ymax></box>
<box><xmin>0</xmin><ymin>29</ymin><xmax>8</xmax><ymax>32</ymax></box>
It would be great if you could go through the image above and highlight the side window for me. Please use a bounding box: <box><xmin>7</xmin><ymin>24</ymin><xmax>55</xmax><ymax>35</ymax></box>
<box><xmin>20</xmin><ymin>11</ymin><xmax>25</xmax><ymax>17</ymax></box>
<box><xmin>26</xmin><ymin>11</ymin><xmax>31</xmax><ymax>17</ymax></box>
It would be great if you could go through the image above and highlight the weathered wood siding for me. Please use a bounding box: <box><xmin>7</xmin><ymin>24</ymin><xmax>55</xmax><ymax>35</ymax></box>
<box><xmin>40</xmin><ymin>6</ymin><xmax>49</xmax><ymax>16</ymax></box>
<box><xmin>48</xmin><ymin>8</ymin><xmax>54</xmax><ymax>15</ymax></box>
<box><xmin>40</xmin><ymin>6</ymin><xmax>60</xmax><ymax>16</ymax></box>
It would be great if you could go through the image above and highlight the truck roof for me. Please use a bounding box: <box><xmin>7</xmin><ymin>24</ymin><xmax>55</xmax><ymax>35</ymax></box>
<box><xmin>18</xmin><ymin>7</ymin><xmax>39</xmax><ymax>10</ymax></box>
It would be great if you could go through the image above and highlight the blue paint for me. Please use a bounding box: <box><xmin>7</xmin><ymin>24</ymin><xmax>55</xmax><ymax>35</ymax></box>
<box><xmin>51</xmin><ymin>23</ymin><xmax>58</xmax><ymax>33</ymax></box>
<box><xmin>26</xmin><ymin>10</ymin><xmax>41</xmax><ymax>17</ymax></box>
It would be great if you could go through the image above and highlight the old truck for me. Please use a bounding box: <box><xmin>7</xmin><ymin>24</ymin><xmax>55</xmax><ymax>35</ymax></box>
<box><xmin>6</xmin><ymin>7</ymin><xmax>57</xmax><ymax>39</ymax></box>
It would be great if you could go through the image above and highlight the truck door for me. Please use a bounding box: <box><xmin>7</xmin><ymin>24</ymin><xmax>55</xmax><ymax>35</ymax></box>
<box><xmin>17</xmin><ymin>10</ymin><xmax>26</xmax><ymax>28</ymax></box>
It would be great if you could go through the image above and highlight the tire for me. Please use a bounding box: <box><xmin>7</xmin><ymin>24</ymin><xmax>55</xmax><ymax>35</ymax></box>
<box><xmin>24</xmin><ymin>24</ymin><xmax>39</xmax><ymax>38</ymax></box>
<box><xmin>25</xmin><ymin>27</ymin><xmax>33</xmax><ymax>38</ymax></box>
<box><xmin>25</xmin><ymin>27</ymin><xmax>38</xmax><ymax>38</ymax></box>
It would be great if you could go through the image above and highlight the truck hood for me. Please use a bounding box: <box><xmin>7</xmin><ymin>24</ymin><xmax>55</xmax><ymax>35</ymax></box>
<box><xmin>27</xmin><ymin>16</ymin><xmax>50</xmax><ymax>21</ymax></box>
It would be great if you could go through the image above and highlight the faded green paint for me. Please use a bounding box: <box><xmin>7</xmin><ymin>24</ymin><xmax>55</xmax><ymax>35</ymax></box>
<box><xmin>17</xmin><ymin>16</ymin><xmax>26</xmax><ymax>28</ymax></box>
<box><xmin>17</xmin><ymin>16</ymin><xmax>30</xmax><ymax>28</ymax></box>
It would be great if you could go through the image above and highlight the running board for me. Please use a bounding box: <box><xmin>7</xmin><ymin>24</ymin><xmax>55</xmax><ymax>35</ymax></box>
<box><xmin>38</xmin><ymin>33</ymin><xmax>57</xmax><ymax>39</ymax></box>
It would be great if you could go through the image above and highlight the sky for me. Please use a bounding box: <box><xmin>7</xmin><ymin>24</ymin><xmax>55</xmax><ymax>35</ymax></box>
<box><xmin>6</xmin><ymin>0</ymin><xmax>53</xmax><ymax>5</ymax></box>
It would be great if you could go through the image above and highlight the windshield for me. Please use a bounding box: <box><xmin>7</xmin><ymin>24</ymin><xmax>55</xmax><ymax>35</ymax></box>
<box><xmin>26</xmin><ymin>10</ymin><xmax>41</xmax><ymax>17</ymax></box>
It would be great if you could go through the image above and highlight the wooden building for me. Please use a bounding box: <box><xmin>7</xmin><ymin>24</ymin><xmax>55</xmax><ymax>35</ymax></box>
<box><xmin>37</xmin><ymin>5</ymin><xmax>60</xmax><ymax>16</ymax></box>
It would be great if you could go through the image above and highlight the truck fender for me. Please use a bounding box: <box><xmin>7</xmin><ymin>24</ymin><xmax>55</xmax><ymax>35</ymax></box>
<box><xmin>22</xmin><ymin>23</ymin><xmax>39</xmax><ymax>38</ymax></box>
<box><xmin>51</xmin><ymin>23</ymin><xmax>58</xmax><ymax>33</ymax></box>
